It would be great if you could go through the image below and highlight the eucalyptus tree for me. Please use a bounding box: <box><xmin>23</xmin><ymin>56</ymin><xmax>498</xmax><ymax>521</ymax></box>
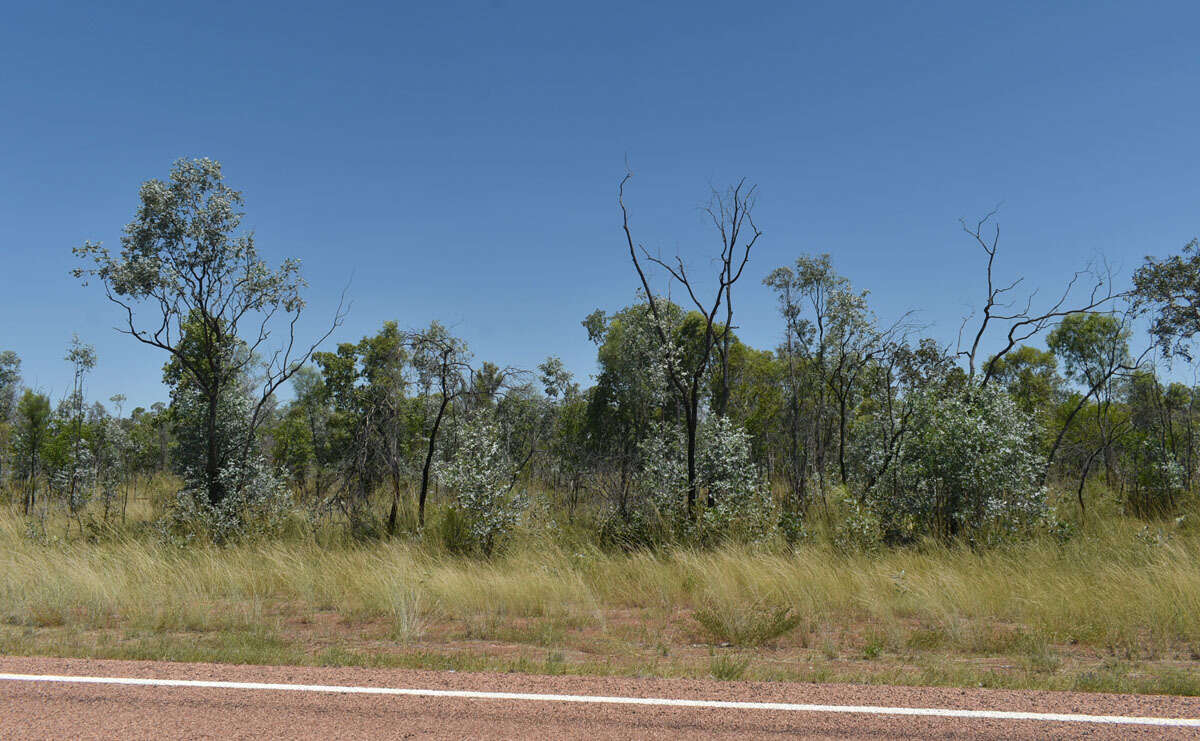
<box><xmin>535</xmin><ymin>355</ymin><xmax>579</xmax><ymax>488</ymax></box>
<box><xmin>764</xmin><ymin>254</ymin><xmax>857</xmax><ymax>503</ymax></box>
<box><xmin>1134</xmin><ymin>237</ymin><xmax>1200</xmax><ymax>359</ymax></box>
<box><xmin>83</xmin><ymin>401</ymin><xmax>132</xmax><ymax>524</ymax></box>
<box><xmin>490</xmin><ymin>379</ymin><xmax>545</xmax><ymax>484</ymax></box>
<box><xmin>0</xmin><ymin>350</ymin><xmax>21</xmax><ymax>484</ymax></box>
<box><xmin>765</xmin><ymin>255</ymin><xmax>905</xmax><ymax>501</ymax></box>
<box><xmin>851</xmin><ymin>337</ymin><xmax>956</xmax><ymax>503</ymax></box>
<box><xmin>537</xmin><ymin>356</ymin><xmax>576</xmax><ymax>401</ymax></box>
<box><xmin>408</xmin><ymin>321</ymin><xmax>471</xmax><ymax>528</ymax></box>
<box><xmin>98</xmin><ymin>401</ymin><xmax>135</xmax><ymax>523</ymax></box>
<box><xmin>62</xmin><ymin>335</ymin><xmax>97</xmax><ymax>524</ymax></box>
<box><xmin>763</xmin><ymin>262</ymin><xmax>817</xmax><ymax>507</ymax></box>
<box><xmin>470</xmin><ymin>362</ymin><xmax>507</xmax><ymax>409</ymax></box>
<box><xmin>1123</xmin><ymin>370</ymin><xmax>1187</xmax><ymax>515</ymax></box>
<box><xmin>74</xmin><ymin>158</ymin><xmax>342</xmax><ymax>509</ymax></box>
<box><xmin>823</xmin><ymin>284</ymin><xmax>908</xmax><ymax>488</ymax></box>
<box><xmin>358</xmin><ymin>322</ymin><xmax>413</xmax><ymax>535</ymax></box>
<box><xmin>128</xmin><ymin>402</ymin><xmax>171</xmax><ymax>475</ymax></box>
<box><xmin>12</xmin><ymin>390</ymin><xmax>51</xmax><ymax>516</ymax></box>
<box><xmin>583</xmin><ymin>302</ymin><xmax>677</xmax><ymax>516</ymax></box>
<box><xmin>272</xmin><ymin>366</ymin><xmax>338</xmax><ymax>504</ymax></box>
<box><xmin>1045</xmin><ymin>311</ymin><xmax>1140</xmax><ymax>505</ymax></box>
<box><xmin>537</xmin><ymin>356</ymin><xmax>588</xmax><ymax>514</ymax></box>
<box><xmin>986</xmin><ymin>345</ymin><xmax>1061</xmax><ymax>421</ymax></box>
<box><xmin>314</xmin><ymin>321</ymin><xmax>414</xmax><ymax>534</ymax></box>
<box><xmin>715</xmin><ymin>338</ymin><xmax>783</xmax><ymax>472</ymax></box>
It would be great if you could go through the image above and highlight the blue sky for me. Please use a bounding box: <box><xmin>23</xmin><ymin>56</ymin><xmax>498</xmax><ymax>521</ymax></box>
<box><xmin>2</xmin><ymin>1</ymin><xmax>1198</xmax><ymax>409</ymax></box>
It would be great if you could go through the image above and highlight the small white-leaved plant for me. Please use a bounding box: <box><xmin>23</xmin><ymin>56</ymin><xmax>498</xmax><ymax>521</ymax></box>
<box><xmin>697</xmin><ymin>415</ymin><xmax>776</xmax><ymax>543</ymax></box>
<box><xmin>437</xmin><ymin>410</ymin><xmax>526</xmax><ymax>555</ymax></box>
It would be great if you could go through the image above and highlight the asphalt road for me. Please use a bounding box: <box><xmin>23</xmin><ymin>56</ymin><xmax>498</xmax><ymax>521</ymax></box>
<box><xmin>2</xmin><ymin>656</ymin><xmax>1198</xmax><ymax>739</ymax></box>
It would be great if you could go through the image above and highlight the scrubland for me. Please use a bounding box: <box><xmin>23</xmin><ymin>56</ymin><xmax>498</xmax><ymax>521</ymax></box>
<box><xmin>3</xmin><ymin>489</ymin><xmax>1199</xmax><ymax>696</ymax></box>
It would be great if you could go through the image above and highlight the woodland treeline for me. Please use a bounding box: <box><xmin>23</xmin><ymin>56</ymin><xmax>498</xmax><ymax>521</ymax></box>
<box><xmin>3</xmin><ymin>158</ymin><xmax>1200</xmax><ymax>551</ymax></box>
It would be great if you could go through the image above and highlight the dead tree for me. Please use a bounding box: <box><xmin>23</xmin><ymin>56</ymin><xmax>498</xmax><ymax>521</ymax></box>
<box><xmin>955</xmin><ymin>210</ymin><xmax>1121</xmax><ymax>386</ymax></box>
<box><xmin>619</xmin><ymin>172</ymin><xmax>761</xmax><ymax>513</ymax></box>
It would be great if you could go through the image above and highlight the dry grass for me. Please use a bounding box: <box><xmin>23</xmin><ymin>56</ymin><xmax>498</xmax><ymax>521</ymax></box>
<box><xmin>2</xmin><ymin>505</ymin><xmax>1199</xmax><ymax>694</ymax></box>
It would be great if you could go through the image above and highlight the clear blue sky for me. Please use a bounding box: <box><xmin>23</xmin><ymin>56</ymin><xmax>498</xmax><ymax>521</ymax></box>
<box><xmin>2</xmin><ymin>1</ymin><xmax>1198</xmax><ymax>409</ymax></box>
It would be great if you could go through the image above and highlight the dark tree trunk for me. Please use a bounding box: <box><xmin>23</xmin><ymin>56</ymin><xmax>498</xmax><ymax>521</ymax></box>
<box><xmin>1042</xmin><ymin>393</ymin><xmax>1097</xmax><ymax>487</ymax></box>
<box><xmin>418</xmin><ymin>395</ymin><xmax>450</xmax><ymax>528</ymax></box>
<box><xmin>24</xmin><ymin>447</ymin><xmax>37</xmax><ymax>516</ymax></box>
<box><xmin>386</xmin><ymin>469</ymin><xmax>403</xmax><ymax>536</ymax></box>
<box><xmin>686</xmin><ymin>404</ymin><xmax>700</xmax><ymax>511</ymax></box>
<box><xmin>838</xmin><ymin>394</ymin><xmax>849</xmax><ymax>486</ymax></box>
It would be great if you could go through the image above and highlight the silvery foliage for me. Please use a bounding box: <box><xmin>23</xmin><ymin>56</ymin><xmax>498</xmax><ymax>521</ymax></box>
<box><xmin>0</xmin><ymin>350</ymin><xmax>19</xmax><ymax>422</ymax></box>
<box><xmin>833</xmin><ymin>490</ymin><xmax>884</xmax><ymax>552</ymax></box>
<box><xmin>1128</xmin><ymin>437</ymin><xmax>1186</xmax><ymax>515</ymax></box>
<box><xmin>697</xmin><ymin>415</ymin><xmax>776</xmax><ymax>541</ymax></box>
<box><xmin>867</xmin><ymin>382</ymin><xmax>1055</xmax><ymax>544</ymax></box>
<box><xmin>51</xmin><ymin>439</ymin><xmax>94</xmax><ymax>514</ymax></box>
<box><xmin>636</xmin><ymin>415</ymin><xmax>775</xmax><ymax>543</ymax></box>
<box><xmin>49</xmin><ymin>392</ymin><xmax>96</xmax><ymax>515</ymax></box>
<box><xmin>163</xmin><ymin>383</ymin><xmax>292</xmax><ymax>543</ymax></box>
<box><xmin>635</xmin><ymin>421</ymin><xmax>689</xmax><ymax>521</ymax></box>
<box><xmin>164</xmin><ymin>456</ymin><xmax>293</xmax><ymax>544</ymax></box>
<box><xmin>437</xmin><ymin>410</ymin><xmax>526</xmax><ymax>554</ymax></box>
<box><xmin>75</xmin><ymin>159</ymin><xmax>306</xmax><ymax>317</ymax></box>
<box><xmin>94</xmin><ymin>414</ymin><xmax>131</xmax><ymax>518</ymax></box>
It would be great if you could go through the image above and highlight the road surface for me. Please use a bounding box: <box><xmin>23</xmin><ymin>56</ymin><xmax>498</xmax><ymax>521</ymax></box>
<box><xmin>1</xmin><ymin>656</ymin><xmax>1198</xmax><ymax>739</ymax></box>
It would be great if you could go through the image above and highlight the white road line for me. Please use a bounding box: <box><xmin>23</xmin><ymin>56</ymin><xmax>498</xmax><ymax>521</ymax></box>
<box><xmin>1</xmin><ymin>672</ymin><xmax>1198</xmax><ymax>727</ymax></box>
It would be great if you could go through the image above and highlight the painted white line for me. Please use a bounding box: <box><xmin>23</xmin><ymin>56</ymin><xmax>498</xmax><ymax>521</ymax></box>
<box><xmin>1</xmin><ymin>673</ymin><xmax>1198</xmax><ymax>727</ymax></box>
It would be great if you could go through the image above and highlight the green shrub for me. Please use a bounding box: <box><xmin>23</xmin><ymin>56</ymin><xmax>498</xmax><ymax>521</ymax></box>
<box><xmin>867</xmin><ymin>384</ymin><xmax>1057</xmax><ymax>544</ymax></box>
<box><xmin>694</xmin><ymin>601</ymin><xmax>803</xmax><ymax>646</ymax></box>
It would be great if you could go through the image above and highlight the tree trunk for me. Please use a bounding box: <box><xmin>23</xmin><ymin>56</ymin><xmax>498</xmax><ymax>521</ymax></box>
<box><xmin>1041</xmin><ymin>393</ymin><xmax>1096</xmax><ymax>486</ymax></box>
<box><xmin>1077</xmin><ymin>449</ymin><xmax>1100</xmax><ymax>522</ymax></box>
<box><xmin>418</xmin><ymin>396</ymin><xmax>450</xmax><ymax>528</ymax></box>
<box><xmin>205</xmin><ymin>390</ymin><xmax>223</xmax><ymax>506</ymax></box>
<box><xmin>24</xmin><ymin>448</ymin><xmax>37</xmax><ymax>516</ymax></box>
<box><xmin>685</xmin><ymin>403</ymin><xmax>700</xmax><ymax>512</ymax></box>
<box><xmin>838</xmin><ymin>393</ymin><xmax>849</xmax><ymax>486</ymax></box>
<box><xmin>386</xmin><ymin>469</ymin><xmax>402</xmax><ymax>536</ymax></box>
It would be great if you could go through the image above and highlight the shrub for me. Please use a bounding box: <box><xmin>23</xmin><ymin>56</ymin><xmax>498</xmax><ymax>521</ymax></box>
<box><xmin>833</xmin><ymin>491</ymin><xmax>884</xmax><ymax>552</ymax></box>
<box><xmin>437</xmin><ymin>410</ymin><xmax>526</xmax><ymax>555</ymax></box>
<box><xmin>694</xmin><ymin>601</ymin><xmax>803</xmax><ymax>646</ymax></box>
<box><xmin>633</xmin><ymin>421</ymin><xmax>689</xmax><ymax>526</ymax></box>
<box><xmin>868</xmin><ymin>383</ymin><xmax>1056</xmax><ymax>544</ymax></box>
<box><xmin>697</xmin><ymin>416</ymin><xmax>776</xmax><ymax>543</ymax></box>
<box><xmin>1126</xmin><ymin>437</ymin><xmax>1186</xmax><ymax>518</ymax></box>
<box><xmin>629</xmin><ymin>417</ymin><xmax>775</xmax><ymax>545</ymax></box>
<box><xmin>161</xmin><ymin>456</ymin><xmax>294</xmax><ymax>544</ymax></box>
